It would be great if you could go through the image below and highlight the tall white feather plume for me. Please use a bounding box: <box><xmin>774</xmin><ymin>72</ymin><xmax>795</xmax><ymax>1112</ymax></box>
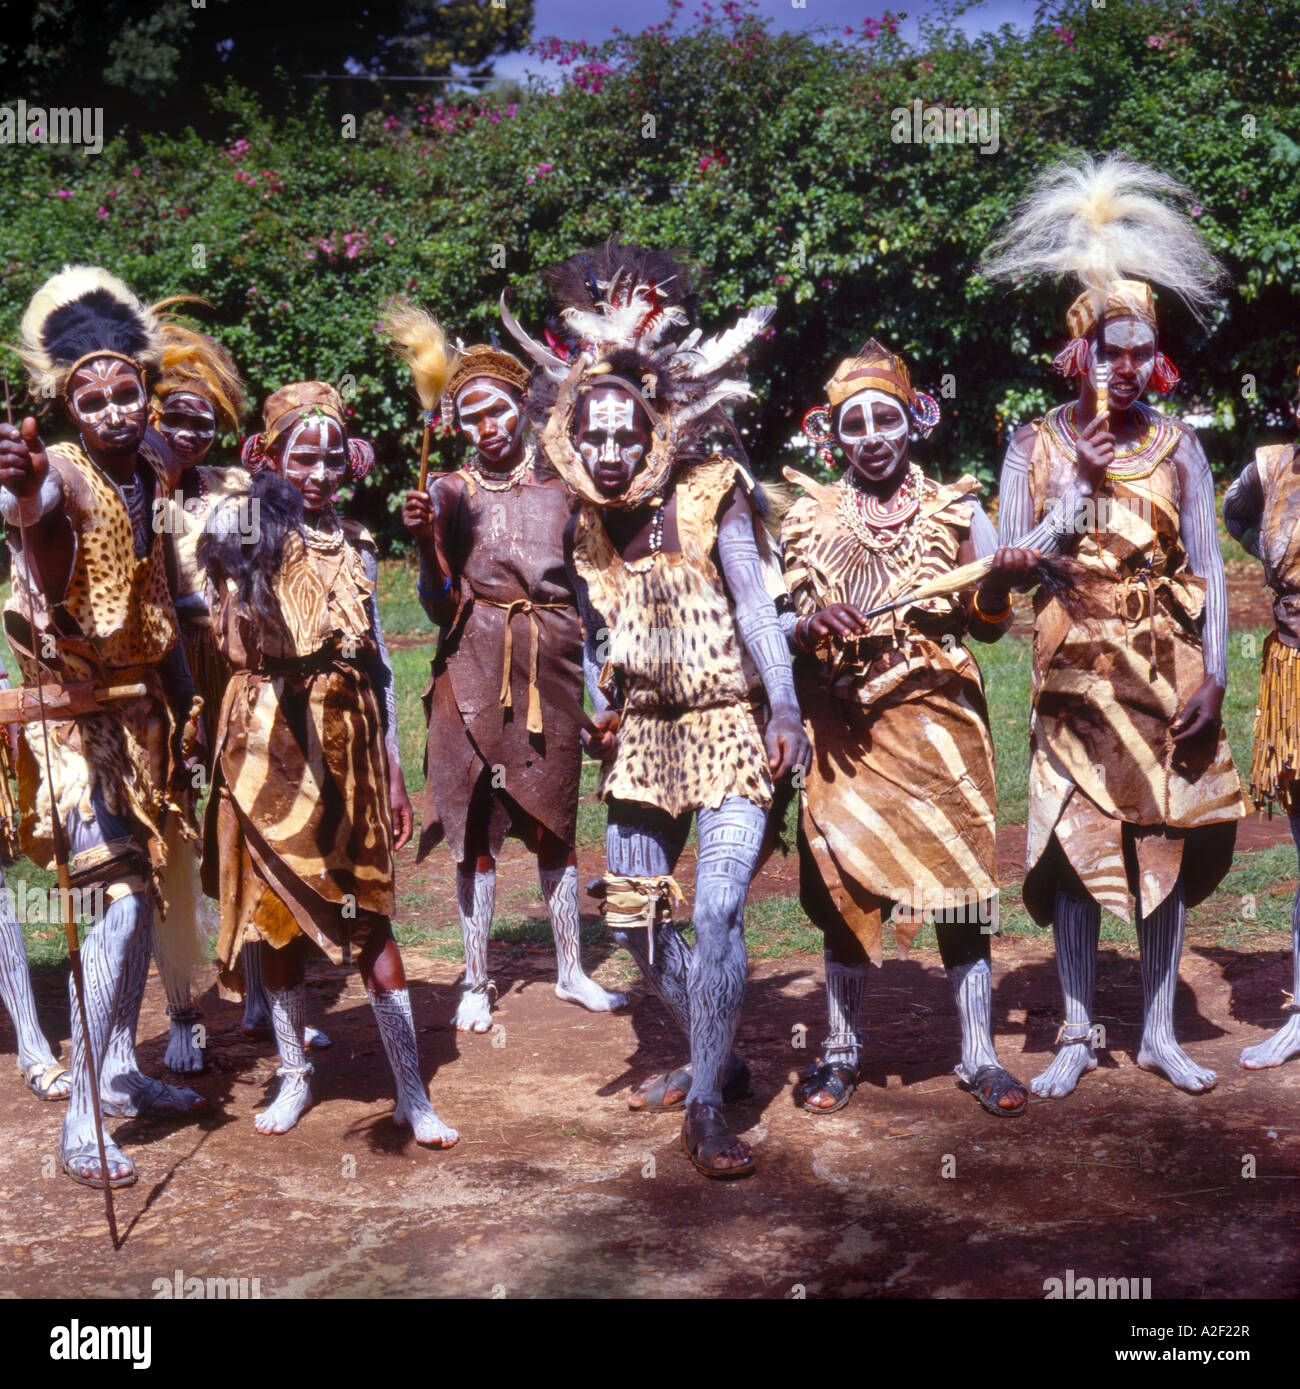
<box><xmin>981</xmin><ymin>154</ymin><xmax>1224</xmax><ymax>322</ymax></box>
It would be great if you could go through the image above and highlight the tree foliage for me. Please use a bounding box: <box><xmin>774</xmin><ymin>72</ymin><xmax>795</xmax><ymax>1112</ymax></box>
<box><xmin>1</xmin><ymin>0</ymin><xmax>1297</xmax><ymax>549</ymax></box>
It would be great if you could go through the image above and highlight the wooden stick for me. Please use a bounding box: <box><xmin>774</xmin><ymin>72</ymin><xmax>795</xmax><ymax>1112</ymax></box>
<box><xmin>416</xmin><ymin>416</ymin><xmax>432</xmax><ymax>493</ymax></box>
<box><xmin>3</xmin><ymin>365</ymin><xmax>118</xmax><ymax>1246</ymax></box>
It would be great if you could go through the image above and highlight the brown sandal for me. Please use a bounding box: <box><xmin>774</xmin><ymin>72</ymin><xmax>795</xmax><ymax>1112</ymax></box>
<box><xmin>680</xmin><ymin>1109</ymin><xmax>755</xmax><ymax>1179</ymax></box>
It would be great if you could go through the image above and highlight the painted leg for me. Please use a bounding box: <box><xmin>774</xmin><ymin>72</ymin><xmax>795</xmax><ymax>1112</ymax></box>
<box><xmin>452</xmin><ymin>863</ymin><xmax>496</xmax><ymax>1033</ymax></box>
<box><xmin>541</xmin><ymin>862</ymin><xmax>626</xmax><ymax>1012</ymax></box>
<box><xmin>1031</xmin><ymin>889</ymin><xmax>1100</xmax><ymax>1098</ymax></box>
<box><xmin>1241</xmin><ymin>814</ymin><xmax>1300</xmax><ymax>1068</ymax></box>
<box><xmin>241</xmin><ymin>940</ymin><xmax>330</xmax><ymax>1049</ymax></box>
<box><xmin>241</xmin><ymin>940</ymin><xmax>271</xmax><ymax>1031</ymax></box>
<box><xmin>606</xmin><ymin>807</ymin><xmax>745</xmax><ymax>1107</ymax></box>
<box><xmin>0</xmin><ymin>867</ymin><xmax>69</xmax><ymax>1098</ymax></box>
<box><xmin>60</xmin><ymin>902</ymin><xmax>135</xmax><ymax>1186</ymax></box>
<box><xmin>1136</xmin><ymin>878</ymin><xmax>1215</xmax><ymax>1092</ymax></box>
<box><xmin>794</xmin><ymin>950</ymin><xmax>869</xmax><ymax>1114</ymax></box>
<box><xmin>681</xmin><ymin>798</ymin><xmax>764</xmax><ymax>1176</ymax></box>
<box><xmin>938</xmin><ymin>915</ymin><xmax>1027</xmax><ymax>1114</ymax></box>
<box><xmin>99</xmin><ymin>894</ymin><xmax>205</xmax><ymax>1118</ymax></box>
<box><xmin>370</xmin><ymin>987</ymin><xmax>457</xmax><ymax>1148</ymax></box>
<box><xmin>255</xmin><ymin>981</ymin><xmax>313</xmax><ymax>1134</ymax></box>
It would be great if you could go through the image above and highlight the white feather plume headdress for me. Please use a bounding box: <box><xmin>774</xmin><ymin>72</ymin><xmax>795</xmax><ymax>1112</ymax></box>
<box><xmin>981</xmin><ymin>154</ymin><xmax>1225</xmax><ymax>334</ymax></box>
<box><xmin>18</xmin><ymin>265</ymin><xmax>164</xmax><ymax>399</ymax></box>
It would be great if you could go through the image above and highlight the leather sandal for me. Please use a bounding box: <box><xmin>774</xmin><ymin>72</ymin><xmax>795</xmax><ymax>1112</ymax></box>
<box><xmin>794</xmin><ymin>1058</ymin><xmax>859</xmax><ymax>1114</ymax></box>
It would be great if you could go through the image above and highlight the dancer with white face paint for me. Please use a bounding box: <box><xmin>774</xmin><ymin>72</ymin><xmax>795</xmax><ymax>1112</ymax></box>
<box><xmin>986</xmin><ymin>159</ymin><xmax>1250</xmax><ymax>1097</ymax></box>
<box><xmin>0</xmin><ymin>267</ymin><xmax>210</xmax><ymax>1188</ymax></box>
<box><xmin>387</xmin><ymin>305</ymin><xmax>624</xmax><ymax>1033</ymax></box>
<box><xmin>200</xmin><ymin>381</ymin><xmax>454</xmax><ymax>1147</ymax></box>
<box><xmin>783</xmin><ymin>340</ymin><xmax>1037</xmax><ymax>1116</ymax></box>
<box><xmin>512</xmin><ymin>240</ymin><xmax>810</xmax><ymax>1178</ymax></box>
<box><xmin>1225</xmin><ymin>368</ymin><xmax>1300</xmax><ymax>1070</ymax></box>
<box><xmin>151</xmin><ymin>320</ymin><xmax>331</xmax><ymax>1068</ymax></box>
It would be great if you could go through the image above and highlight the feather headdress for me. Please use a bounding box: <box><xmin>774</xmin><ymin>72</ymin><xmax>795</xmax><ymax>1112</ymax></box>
<box><xmin>514</xmin><ymin>241</ymin><xmax>774</xmax><ymax>506</ymax></box>
<box><xmin>379</xmin><ymin>297</ymin><xmax>459</xmax><ymax>416</ymax></box>
<box><xmin>18</xmin><ymin>265</ymin><xmax>164</xmax><ymax>399</ymax></box>
<box><xmin>151</xmin><ymin>305</ymin><xmax>245</xmax><ymax>433</ymax></box>
<box><xmin>981</xmin><ymin>155</ymin><xmax>1223</xmax><ymax>411</ymax></box>
<box><xmin>981</xmin><ymin>154</ymin><xmax>1224</xmax><ymax>323</ymax></box>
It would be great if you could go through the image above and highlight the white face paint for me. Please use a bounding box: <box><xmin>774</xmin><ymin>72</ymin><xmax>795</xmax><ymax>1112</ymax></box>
<box><xmin>281</xmin><ymin>415</ymin><xmax>347</xmax><ymax>510</ymax></box>
<box><xmin>836</xmin><ymin>388</ymin><xmax>910</xmax><ymax>478</ymax></box>
<box><xmin>455</xmin><ymin>382</ymin><xmax>521</xmax><ymax>459</ymax></box>
<box><xmin>69</xmin><ymin>358</ymin><xmax>147</xmax><ymax>446</ymax></box>
<box><xmin>1088</xmin><ymin>317</ymin><xmax>1156</xmax><ymax>399</ymax></box>
<box><xmin>577</xmin><ymin>392</ymin><xmax>646</xmax><ymax>481</ymax></box>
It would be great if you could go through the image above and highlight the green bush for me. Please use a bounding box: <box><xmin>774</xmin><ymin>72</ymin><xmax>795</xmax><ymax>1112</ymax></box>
<box><xmin>1</xmin><ymin>0</ymin><xmax>1296</xmax><ymax>551</ymax></box>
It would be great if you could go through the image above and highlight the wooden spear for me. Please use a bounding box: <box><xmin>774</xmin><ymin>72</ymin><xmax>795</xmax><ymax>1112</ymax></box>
<box><xmin>4</xmin><ymin>365</ymin><xmax>119</xmax><ymax>1246</ymax></box>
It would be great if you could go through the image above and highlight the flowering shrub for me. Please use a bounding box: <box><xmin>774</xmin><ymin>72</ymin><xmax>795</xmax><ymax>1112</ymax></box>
<box><xmin>1</xmin><ymin>0</ymin><xmax>1296</xmax><ymax>550</ymax></box>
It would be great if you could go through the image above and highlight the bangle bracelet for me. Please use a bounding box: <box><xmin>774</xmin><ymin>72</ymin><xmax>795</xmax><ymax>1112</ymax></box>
<box><xmin>794</xmin><ymin>615</ymin><xmax>817</xmax><ymax>653</ymax></box>
<box><xmin>418</xmin><ymin>572</ymin><xmax>452</xmax><ymax>600</ymax></box>
<box><xmin>972</xmin><ymin>589</ymin><xmax>1013</xmax><ymax>624</ymax></box>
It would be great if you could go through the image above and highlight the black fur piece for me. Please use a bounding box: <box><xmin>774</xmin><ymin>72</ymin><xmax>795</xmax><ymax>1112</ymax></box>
<box><xmin>196</xmin><ymin>471</ymin><xmax>305</xmax><ymax>632</ymax></box>
<box><xmin>42</xmin><ymin>290</ymin><xmax>153</xmax><ymax>379</ymax></box>
<box><xmin>542</xmin><ymin>238</ymin><xmax>701</xmax><ymax>330</ymax></box>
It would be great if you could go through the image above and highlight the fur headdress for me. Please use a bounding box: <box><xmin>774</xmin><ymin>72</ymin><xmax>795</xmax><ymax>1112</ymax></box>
<box><xmin>151</xmin><ymin>309</ymin><xmax>245</xmax><ymax>433</ymax></box>
<box><xmin>509</xmin><ymin>240</ymin><xmax>774</xmax><ymax>507</ymax></box>
<box><xmin>18</xmin><ymin>265</ymin><xmax>163</xmax><ymax>400</ymax></box>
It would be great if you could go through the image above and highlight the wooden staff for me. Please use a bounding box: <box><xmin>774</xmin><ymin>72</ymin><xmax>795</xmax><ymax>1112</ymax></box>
<box><xmin>4</xmin><ymin>365</ymin><xmax>118</xmax><ymax>1247</ymax></box>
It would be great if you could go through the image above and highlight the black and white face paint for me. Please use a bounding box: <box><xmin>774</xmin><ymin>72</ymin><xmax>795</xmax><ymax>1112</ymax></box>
<box><xmin>836</xmin><ymin>388</ymin><xmax>910</xmax><ymax>483</ymax></box>
<box><xmin>157</xmin><ymin>391</ymin><xmax>218</xmax><ymax>468</ymax></box>
<box><xmin>67</xmin><ymin>357</ymin><xmax>148</xmax><ymax>455</ymax></box>
<box><xmin>574</xmin><ymin>387</ymin><xmax>653</xmax><ymax>498</ymax></box>
<box><xmin>280</xmin><ymin>416</ymin><xmax>347</xmax><ymax>513</ymax></box>
<box><xmin>455</xmin><ymin>381</ymin><xmax>522</xmax><ymax>465</ymax></box>
<box><xmin>1089</xmin><ymin>317</ymin><xmax>1156</xmax><ymax>405</ymax></box>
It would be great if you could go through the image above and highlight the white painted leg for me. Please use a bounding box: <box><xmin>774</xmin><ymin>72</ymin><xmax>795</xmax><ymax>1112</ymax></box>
<box><xmin>1031</xmin><ymin>889</ymin><xmax>1100</xmax><ymax>1098</ymax></box>
<box><xmin>1136</xmin><ymin>879</ymin><xmax>1215</xmax><ymax>1092</ymax></box>
<box><xmin>370</xmin><ymin>987</ymin><xmax>457</xmax><ymax>1147</ymax></box>
<box><xmin>254</xmin><ymin>982</ymin><xmax>313</xmax><ymax>1134</ymax></box>
<box><xmin>452</xmin><ymin>863</ymin><xmax>496</xmax><ymax>1033</ymax></box>
<box><xmin>541</xmin><ymin>863</ymin><xmax>625</xmax><ymax>1012</ymax></box>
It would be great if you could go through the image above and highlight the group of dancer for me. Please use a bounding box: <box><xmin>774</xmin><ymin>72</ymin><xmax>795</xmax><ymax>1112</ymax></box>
<box><xmin>0</xmin><ymin>154</ymin><xmax>1298</xmax><ymax>1188</ymax></box>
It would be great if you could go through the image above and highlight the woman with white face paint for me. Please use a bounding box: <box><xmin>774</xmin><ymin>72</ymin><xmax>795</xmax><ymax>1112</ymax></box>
<box><xmin>783</xmin><ymin>339</ymin><xmax>1037</xmax><ymax>1117</ymax></box>
<box><xmin>151</xmin><ymin>321</ymin><xmax>333</xmax><ymax>1071</ymax></box>
<box><xmin>199</xmin><ymin>380</ymin><xmax>456</xmax><ymax>1146</ymax></box>
<box><xmin>996</xmin><ymin>281</ymin><xmax>1249</xmax><ymax>1099</ymax></box>
<box><xmin>393</xmin><ymin>325</ymin><xmax>625</xmax><ymax>1034</ymax></box>
<box><xmin>1225</xmin><ymin>368</ymin><xmax>1300</xmax><ymax>1071</ymax></box>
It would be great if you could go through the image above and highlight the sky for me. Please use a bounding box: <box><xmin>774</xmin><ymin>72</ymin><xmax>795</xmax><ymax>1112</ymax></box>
<box><xmin>492</xmin><ymin>0</ymin><xmax>1048</xmax><ymax>83</ymax></box>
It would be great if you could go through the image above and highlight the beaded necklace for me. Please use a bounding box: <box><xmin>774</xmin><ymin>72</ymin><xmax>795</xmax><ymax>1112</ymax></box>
<box><xmin>1047</xmin><ymin>401</ymin><xmax>1180</xmax><ymax>483</ymax></box>
<box><xmin>837</xmin><ymin>463</ymin><xmax>924</xmax><ymax>557</ymax></box>
<box><xmin>466</xmin><ymin>441</ymin><xmax>535</xmax><ymax>492</ymax></box>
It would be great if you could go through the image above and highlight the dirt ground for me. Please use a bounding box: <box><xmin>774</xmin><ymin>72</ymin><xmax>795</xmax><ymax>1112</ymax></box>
<box><xmin>2</xmin><ymin>824</ymin><xmax>1299</xmax><ymax>1301</ymax></box>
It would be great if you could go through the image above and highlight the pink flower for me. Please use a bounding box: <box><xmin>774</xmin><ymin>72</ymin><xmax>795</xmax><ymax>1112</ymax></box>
<box><xmin>53</xmin><ymin>188</ymin><xmax>73</xmax><ymax>198</ymax></box>
<box><xmin>131</xmin><ymin>166</ymin><xmax>140</xmax><ymax>175</ymax></box>
<box><xmin>95</xmin><ymin>206</ymin><xmax>108</xmax><ymax>218</ymax></box>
